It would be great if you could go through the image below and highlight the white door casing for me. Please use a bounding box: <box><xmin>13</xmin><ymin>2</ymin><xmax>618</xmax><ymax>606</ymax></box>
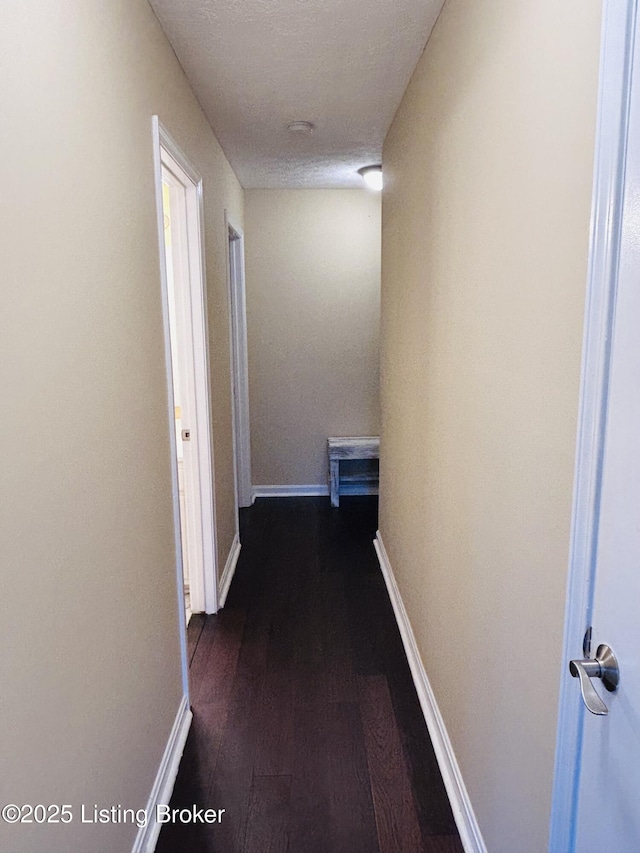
<box><xmin>550</xmin><ymin>2</ymin><xmax>640</xmax><ymax>850</ymax></box>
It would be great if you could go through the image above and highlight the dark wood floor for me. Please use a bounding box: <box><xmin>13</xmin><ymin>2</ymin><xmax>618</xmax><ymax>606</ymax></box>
<box><xmin>156</xmin><ymin>496</ymin><xmax>463</xmax><ymax>853</ymax></box>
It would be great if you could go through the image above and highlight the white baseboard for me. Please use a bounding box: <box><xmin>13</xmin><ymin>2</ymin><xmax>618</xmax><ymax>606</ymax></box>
<box><xmin>131</xmin><ymin>694</ymin><xmax>192</xmax><ymax>853</ymax></box>
<box><xmin>252</xmin><ymin>484</ymin><xmax>330</xmax><ymax>499</ymax></box>
<box><xmin>373</xmin><ymin>532</ymin><xmax>487</xmax><ymax>853</ymax></box>
<box><xmin>218</xmin><ymin>533</ymin><xmax>241</xmax><ymax>608</ymax></box>
<box><xmin>252</xmin><ymin>484</ymin><xmax>378</xmax><ymax>499</ymax></box>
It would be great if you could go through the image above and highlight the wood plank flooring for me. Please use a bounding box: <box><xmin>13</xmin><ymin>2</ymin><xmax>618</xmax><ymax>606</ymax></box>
<box><xmin>156</xmin><ymin>496</ymin><xmax>463</xmax><ymax>853</ymax></box>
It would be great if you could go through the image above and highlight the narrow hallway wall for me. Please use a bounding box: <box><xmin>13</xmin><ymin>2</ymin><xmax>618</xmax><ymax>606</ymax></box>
<box><xmin>379</xmin><ymin>1</ymin><xmax>602</xmax><ymax>850</ymax></box>
<box><xmin>245</xmin><ymin>189</ymin><xmax>381</xmax><ymax>490</ymax></box>
<box><xmin>1</xmin><ymin>1</ymin><xmax>243</xmax><ymax>849</ymax></box>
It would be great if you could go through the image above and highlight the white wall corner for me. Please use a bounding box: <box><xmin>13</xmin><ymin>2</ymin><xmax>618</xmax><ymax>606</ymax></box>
<box><xmin>131</xmin><ymin>695</ymin><xmax>192</xmax><ymax>853</ymax></box>
<box><xmin>373</xmin><ymin>532</ymin><xmax>487</xmax><ymax>853</ymax></box>
<box><xmin>218</xmin><ymin>533</ymin><xmax>241</xmax><ymax>608</ymax></box>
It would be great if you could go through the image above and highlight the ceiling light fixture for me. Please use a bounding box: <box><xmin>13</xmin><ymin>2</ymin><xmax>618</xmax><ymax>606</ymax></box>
<box><xmin>358</xmin><ymin>165</ymin><xmax>383</xmax><ymax>192</ymax></box>
<box><xmin>287</xmin><ymin>121</ymin><xmax>315</xmax><ymax>135</ymax></box>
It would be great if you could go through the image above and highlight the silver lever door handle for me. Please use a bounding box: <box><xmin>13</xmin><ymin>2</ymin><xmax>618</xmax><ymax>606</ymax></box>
<box><xmin>569</xmin><ymin>659</ymin><xmax>608</xmax><ymax>715</ymax></box>
<box><xmin>569</xmin><ymin>644</ymin><xmax>619</xmax><ymax>716</ymax></box>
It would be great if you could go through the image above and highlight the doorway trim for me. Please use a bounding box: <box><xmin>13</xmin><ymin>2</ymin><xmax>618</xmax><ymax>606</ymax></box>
<box><xmin>225</xmin><ymin>211</ymin><xmax>253</xmax><ymax>508</ymax></box>
<box><xmin>152</xmin><ymin>116</ymin><xmax>219</xmax><ymax>635</ymax></box>
<box><xmin>549</xmin><ymin>2</ymin><xmax>637</xmax><ymax>849</ymax></box>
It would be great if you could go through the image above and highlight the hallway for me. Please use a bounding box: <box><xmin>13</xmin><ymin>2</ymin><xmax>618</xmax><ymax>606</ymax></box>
<box><xmin>156</xmin><ymin>497</ymin><xmax>463</xmax><ymax>852</ymax></box>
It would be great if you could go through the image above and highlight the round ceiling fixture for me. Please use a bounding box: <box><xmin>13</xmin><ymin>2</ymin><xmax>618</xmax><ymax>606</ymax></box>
<box><xmin>358</xmin><ymin>165</ymin><xmax>383</xmax><ymax>191</ymax></box>
<box><xmin>287</xmin><ymin>121</ymin><xmax>315</xmax><ymax>135</ymax></box>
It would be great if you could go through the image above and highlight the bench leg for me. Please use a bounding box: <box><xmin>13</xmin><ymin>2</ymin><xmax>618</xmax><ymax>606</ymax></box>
<box><xmin>330</xmin><ymin>458</ymin><xmax>340</xmax><ymax>508</ymax></box>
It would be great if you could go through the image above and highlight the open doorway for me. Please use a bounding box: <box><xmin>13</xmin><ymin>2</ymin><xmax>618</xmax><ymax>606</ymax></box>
<box><xmin>153</xmin><ymin>117</ymin><xmax>219</xmax><ymax>640</ymax></box>
<box><xmin>225</xmin><ymin>213</ymin><xmax>253</xmax><ymax>509</ymax></box>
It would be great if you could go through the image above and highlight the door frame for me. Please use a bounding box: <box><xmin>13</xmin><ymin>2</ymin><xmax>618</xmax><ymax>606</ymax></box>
<box><xmin>152</xmin><ymin>116</ymin><xmax>219</xmax><ymax>635</ymax></box>
<box><xmin>549</xmin><ymin>1</ymin><xmax>637</xmax><ymax>849</ymax></box>
<box><xmin>225</xmin><ymin>211</ymin><xmax>253</xmax><ymax>508</ymax></box>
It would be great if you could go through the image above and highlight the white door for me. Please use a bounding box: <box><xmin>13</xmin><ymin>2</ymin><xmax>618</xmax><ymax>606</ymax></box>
<box><xmin>573</xmin><ymin>14</ymin><xmax>640</xmax><ymax>846</ymax></box>
<box><xmin>552</xmin><ymin>3</ymin><xmax>640</xmax><ymax>850</ymax></box>
<box><xmin>162</xmin><ymin>168</ymin><xmax>198</xmax><ymax>620</ymax></box>
<box><xmin>153</xmin><ymin>118</ymin><xmax>219</xmax><ymax>619</ymax></box>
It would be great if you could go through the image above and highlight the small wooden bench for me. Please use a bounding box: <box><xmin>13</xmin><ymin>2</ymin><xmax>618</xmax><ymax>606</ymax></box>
<box><xmin>327</xmin><ymin>436</ymin><xmax>380</xmax><ymax>508</ymax></box>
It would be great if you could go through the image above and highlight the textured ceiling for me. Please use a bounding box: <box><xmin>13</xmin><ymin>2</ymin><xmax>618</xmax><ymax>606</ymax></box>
<box><xmin>148</xmin><ymin>0</ymin><xmax>444</xmax><ymax>188</ymax></box>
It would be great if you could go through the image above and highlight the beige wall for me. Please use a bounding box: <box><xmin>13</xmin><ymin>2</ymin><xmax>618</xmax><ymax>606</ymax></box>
<box><xmin>245</xmin><ymin>189</ymin><xmax>381</xmax><ymax>487</ymax></box>
<box><xmin>380</xmin><ymin>1</ymin><xmax>601</xmax><ymax>850</ymax></box>
<box><xmin>0</xmin><ymin>1</ymin><xmax>242</xmax><ymax>850</ymax></box>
